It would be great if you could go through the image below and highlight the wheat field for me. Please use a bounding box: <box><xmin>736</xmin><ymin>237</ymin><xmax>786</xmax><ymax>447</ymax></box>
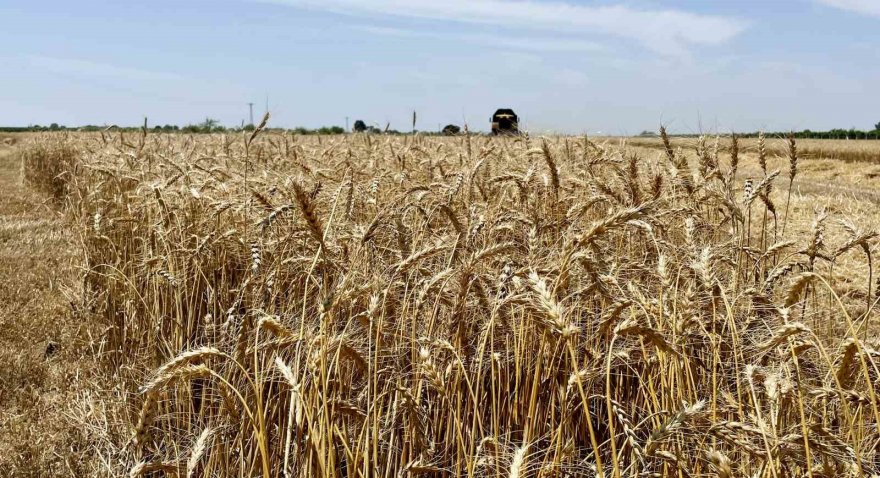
<box><xmin>6</xmin><ymin>127</ymin><xmax>880</xmax><ymax>477</ymax></box>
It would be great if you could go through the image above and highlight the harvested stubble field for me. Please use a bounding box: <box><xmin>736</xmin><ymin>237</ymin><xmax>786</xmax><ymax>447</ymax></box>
<box><xmin>629</xmin><ymin>136</ymin><xmax>880</xmax><ymax>167</ymax></box>
<box><xmin>5</xmin><ymin>128</ymin><xmax>880</xmax><ymax>477</ymax></box>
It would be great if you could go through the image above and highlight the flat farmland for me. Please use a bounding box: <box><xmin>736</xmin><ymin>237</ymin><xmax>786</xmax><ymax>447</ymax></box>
<box><xmin>3</xmin><ymin>130</ymin><xmax>880</xmax><ymax>477</ymax></box>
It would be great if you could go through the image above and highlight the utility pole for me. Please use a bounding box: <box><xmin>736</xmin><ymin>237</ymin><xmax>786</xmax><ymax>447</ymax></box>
<box><xmin>247</xmin><ymin>103</ymin><xmax>254</xmax><ymax>126</ymax></box>
<box><xmin>345</xmin><ymin>116</ymin><xmax>349</xmax><ymax>132</ymax></box>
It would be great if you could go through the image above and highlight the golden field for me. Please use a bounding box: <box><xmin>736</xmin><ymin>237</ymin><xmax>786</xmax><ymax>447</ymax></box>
<box><xmin>3</xmin><ymin>129</ymin><xmax>880</xmax><ymax>477</ymax></box>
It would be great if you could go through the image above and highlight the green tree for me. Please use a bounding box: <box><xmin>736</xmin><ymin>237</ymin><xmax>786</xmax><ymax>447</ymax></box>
<box><xmin>442</xmin><ymin>124</ymin><xmax>460</xmax><ymax>135</ymax></box>
<box><xmin>199</xmin><ymin>118</ymin><xmax>220</xmax><ymax>132</ymax></box>
<box><xmin>353</xmin><ymin>120</ymin><xmax>367</xmax><ymax>133</ymax></box>
<box><xmin>181</xmin><ymin>118</ymin><xmax>223</xmax><ymax>133</ymax></box>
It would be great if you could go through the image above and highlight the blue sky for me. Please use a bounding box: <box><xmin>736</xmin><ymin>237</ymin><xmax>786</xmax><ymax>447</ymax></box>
<box><xmin>1</xmin><ymin>0</ymin><xmax>878</xmax><ymax>134</ymax></box>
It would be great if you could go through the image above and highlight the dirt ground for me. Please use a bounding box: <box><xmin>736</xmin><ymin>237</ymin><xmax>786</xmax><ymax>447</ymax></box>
<box><xmin>0</xmin><ymin>136</ymin><xmax>98</xmax><ymax>477</ymax></box>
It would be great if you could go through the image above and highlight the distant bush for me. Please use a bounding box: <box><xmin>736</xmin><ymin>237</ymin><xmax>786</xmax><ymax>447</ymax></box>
<box><xmin>317</xmin><ymin>126</ymin><xmax>345</xmax><ymax>135</ymax></box>
<box><xmin>442</xmin><ymin>124</ymin><xmax>461</xmax><ymax>135</ymax></box>
<box><xmin>181</xmin><ymin>118</ymin><xmax>226</xmax><ymax>134</ymax></box>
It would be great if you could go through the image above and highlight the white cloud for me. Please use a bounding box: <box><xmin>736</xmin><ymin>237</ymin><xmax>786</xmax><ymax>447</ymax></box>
<box><xmin>816</xmin><ymin>0</ymin><xmax>880</xmax><ymax>17</ymax></box>
<box><xmin>354</xmin><ymin>25</ymin><xmax>606</xmax><ymax>52</ymax></box>
<box><xmin>28</xmin><ymin>56</ymin><xmax>183</xmax><ymax>82</ymax></box>
<box><xmin>258</xmin><ymin>0</ymin><xmax>747</xmax><ymax>57</ymax></box>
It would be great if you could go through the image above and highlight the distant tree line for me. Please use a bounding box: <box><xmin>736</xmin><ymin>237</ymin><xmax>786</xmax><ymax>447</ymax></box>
<box><xmin>3</xmin><ymin>113</ymin><xmax>469</xmax><ymax>136</ymax></box>
<box><xmin>349</xmin><ymin>119</ymin><xmax>465</xmax><ymax>136</ymax></box>
<box><xmin>351</xmin><ymin>119</ymin><xmax>410</xmax><ymax>135</ymax></box>
<box><xmin>0</xmin><ymin>118</ymin><xmax>346</xmax><ymax>135</ymax></box>
<box><xmin>656</xmin><ymin>122</ymin><xmax>880</xmax><ymax>140</ymax></box>
<box><xmin>743</xmin><ymin>125</ymin><xmax>880</xmax><ymax>140</ymax></box>
<box><xmin>5</xmin><ymin>120</ymin><xmax>880</xmax><ymax>138</ymax></box>
<box><xmin>0</xmin><ymin>123</ymin><xmax>452</xmax><ymax>135</ymax></box>
<box><xmin>1</xmin><ymin>116</ymin><xmax>470</xmax><ymax>136</ymax></box>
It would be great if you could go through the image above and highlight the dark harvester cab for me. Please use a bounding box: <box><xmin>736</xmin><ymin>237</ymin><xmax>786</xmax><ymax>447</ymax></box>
<box><xmin>491</xmin><ymin>108</ymin><xmax>519</xmax><ymax>135</ymax></box>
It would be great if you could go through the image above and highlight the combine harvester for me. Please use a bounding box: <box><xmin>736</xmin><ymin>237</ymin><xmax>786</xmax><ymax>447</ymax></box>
<box><xmin>491</xmin><ymin>108</ymin><xmax>519</xmax><ymax>135</ymax></box>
